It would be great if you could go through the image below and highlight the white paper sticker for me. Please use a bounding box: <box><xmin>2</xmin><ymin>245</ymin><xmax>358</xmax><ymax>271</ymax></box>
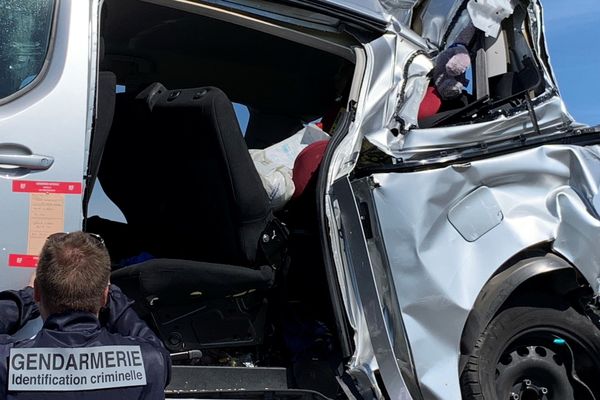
<box><xmin>8</xmin><ymin>346</ymin><xmax>146</xmax><ymax>391</ymax></box>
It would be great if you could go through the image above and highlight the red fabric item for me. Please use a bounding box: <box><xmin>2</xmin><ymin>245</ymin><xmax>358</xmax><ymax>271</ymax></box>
<box><xmin>418</xmin><ymin>86</ymin><xmax>442</xmax><ymax>120</ymax></box>
<box><xmin>292</xmin><ymin>140</ymin><xmax>329</xmax><ymax>199</ymax></box>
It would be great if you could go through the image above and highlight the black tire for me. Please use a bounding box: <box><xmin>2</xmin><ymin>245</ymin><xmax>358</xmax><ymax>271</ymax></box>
<box><xmin>461</xmin><ymin>305</ymin><xmax>600</xmax><ymax>400</ymax></box>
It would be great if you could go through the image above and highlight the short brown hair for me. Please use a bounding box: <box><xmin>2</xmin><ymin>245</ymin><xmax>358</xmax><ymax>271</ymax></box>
<box><xmin>36</xmin><ymin>232</ymin><xmax>111</xmax><ymax>314</ymax></box>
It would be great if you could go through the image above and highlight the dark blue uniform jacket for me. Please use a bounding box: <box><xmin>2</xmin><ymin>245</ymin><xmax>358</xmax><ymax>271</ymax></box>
<box><xmin>0</xmin><ymin>285</ymin><xmax>171</xmax><ymax>399</ymax></box>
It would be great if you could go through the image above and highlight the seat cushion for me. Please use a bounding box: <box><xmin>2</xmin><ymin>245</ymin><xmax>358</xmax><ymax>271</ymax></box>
<box><xmin>111</xmin><ymin>259</ymin><xmax>275</xmax><ymax>304</ymax></box>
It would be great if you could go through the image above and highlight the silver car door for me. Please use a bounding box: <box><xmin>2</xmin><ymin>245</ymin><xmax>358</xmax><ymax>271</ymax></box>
<box><xmin>0</xmin><ymin>0</ymin><xmax>92</xmax><ymax>299</ymax></box>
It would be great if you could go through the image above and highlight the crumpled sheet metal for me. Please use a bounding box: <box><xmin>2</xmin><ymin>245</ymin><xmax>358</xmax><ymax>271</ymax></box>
<box><xmin>328</xmin><ymin>33</ymin><xmax>401</xmax><ymax>184</ymax></box>
<box><xmin>393</xmin><ymin>95</ymin><xmax>568</xmax><ymax>155</ymax></box>
<box><xmin>412</xmin><ymin>0</ymin><xmax>462</xmax><ymax>47</ymax></box>
<box><xmin>346</xmin><ymin>31</ymin><xmax>433</xmax><ymax>159</ymax></box>
<box><xmin>364</xmin><ymin>0</ymin><xmax>571</xmax><ymax>157</ymax></box>
<box><xmin>366</xmin><ymin>94</ymin><xmax>570</xmax><ymax>158</ymax></box>
<box><xmin>410</xmin><ymin>0</ymin><xmax>514</xmax><ymax>45</ymax></box>
<box><xmin>326</xmin><ymin>33</ymin><xmax>432</xmax><ymax>398</ymax></box>
<box><xmin>368</xmin><ymin>144</ymin><xmax>600</xmax><ymax>399</ymax></box>
<box><xmin>326</xmin><ymin>197</ymin><xmax>383</xmax><ymax>398</ymax></box>
<box><xmin>394</xmin><ymin>52</ymin><xmax>433</xmax><ymax>131</ymax></box>
<box><xmin>379</xmin><ymin>0</ymin><xmax>421</xmax><ymax>26</ymax></box>
<box><xmin>522</xmin><ymin>0</ymin><xmax>565</xmax><ymax>109</ymax></box>
<box><xmin>526</xmin><ymin>0</ymin><xmax>568</xmax><ymax>114</ymax></box>
<box><xmin>326</xmin><ymin>34</ymin><xmax>408</xmax><ymax>398</ymax></box>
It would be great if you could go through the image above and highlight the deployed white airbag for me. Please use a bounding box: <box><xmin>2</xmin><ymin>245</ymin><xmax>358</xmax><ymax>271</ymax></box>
<box><xmin>467</xmin><ymin>0</ymin><xmax>516</xmax><ymax>38</ymax></box>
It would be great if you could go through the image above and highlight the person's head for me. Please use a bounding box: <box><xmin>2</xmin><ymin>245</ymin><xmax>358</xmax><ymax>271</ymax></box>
<box><xmin>34</xmin><ymin>231</ymin><xmax>111</xmax><ymax>319</ymax></box>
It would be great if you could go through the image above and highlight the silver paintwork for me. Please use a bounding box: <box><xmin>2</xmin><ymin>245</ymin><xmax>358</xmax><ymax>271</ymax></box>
<box><xmin>324</xmin><ymin>34</ymin><xmax>401</xmax><ymax>398</ymax></box>
<box><xmin>384</xmin><ymin>95</ymin><xmax>572</xmax><ymax>156</ymax></box>
<box><xmin>0</xmin><ymin>0</ymin><xmax>595</xmax><ymax>398</ymax></box>
<box><xmin>313</xmin><ymin>0</ymin><xmax>389</xmax><ymax>24</ymax></box>
<box><xmin>324</xmin><ymin>1</ymin><xmax>598</xmax><ymax>399</ymax></box>
<box><xmin>0</xmin><ymin>0</ymin><xmax>91</xmax><ymax>339</ymax></box>
<box><xmin>0</xmin><ymin>0</ymin><xmax>90</xmax><ymax>290</ymax></box>
<box><xmin>331</xmin><ymin>176</ymin><xmax>413</xmax><ymax>399</ymax></box>
<box><xmin>364</xmin><ymin>0</ymin><xmax>571</xmax><ymax>157</ymax></box>
<box><xmin>364</xmin><ymin>145</ymin><xmax>600</xmax><ymax>399</ymax></box>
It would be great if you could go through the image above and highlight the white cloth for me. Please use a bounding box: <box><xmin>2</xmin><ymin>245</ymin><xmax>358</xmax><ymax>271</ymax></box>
<box><xmin>250</xmin><ymin>125</ymin><xmax>329</xmax><ymax>210</ymax></box>
<box><xmin>467</xmin><ymin>0</ymin><xmax>516</xmax><ymax>38</ymax></box>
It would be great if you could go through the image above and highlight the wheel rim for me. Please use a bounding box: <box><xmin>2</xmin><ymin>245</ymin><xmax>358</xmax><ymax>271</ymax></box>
<box><xmin>494</xmin><ymin>330</ymin><xmax>600</xmax><ymax>400</ymax></box>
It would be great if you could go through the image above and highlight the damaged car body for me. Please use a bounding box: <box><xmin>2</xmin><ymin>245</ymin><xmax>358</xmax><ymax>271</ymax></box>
<box><xmin>1</xmin><ymin>0</ymin><xmax>599</xmax><ymax>399</ymax></box>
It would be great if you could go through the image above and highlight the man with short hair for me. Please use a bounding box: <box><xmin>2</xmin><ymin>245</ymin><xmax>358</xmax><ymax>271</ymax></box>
<box><xmin>0</xmin><ymin>231</ymin><xmax>171</xmax><ymax>399</ymax></box>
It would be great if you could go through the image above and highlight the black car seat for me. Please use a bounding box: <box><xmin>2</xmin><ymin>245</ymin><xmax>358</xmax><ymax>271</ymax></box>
<box><xmin>96</xmin><ymin>83</ymin><xmax>285</xmax><ymax>352</ymax></box>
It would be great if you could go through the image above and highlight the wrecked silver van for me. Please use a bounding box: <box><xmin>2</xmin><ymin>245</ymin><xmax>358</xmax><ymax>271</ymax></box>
<box><xmin>1</xmin><ymin>0</ymin><xmax>599</xmax><ymax>399</ymax></box>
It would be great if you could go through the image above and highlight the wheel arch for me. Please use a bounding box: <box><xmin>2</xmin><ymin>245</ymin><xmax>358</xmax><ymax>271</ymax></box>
<box><xmin>459</xmin><ymin>245</ymin><xmax>593</xmax><ymax>374</ymax></box>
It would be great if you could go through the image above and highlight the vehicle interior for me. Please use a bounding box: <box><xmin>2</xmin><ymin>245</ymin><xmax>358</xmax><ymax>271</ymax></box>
<box><xmin>414</xmin><ymin>0</ymin><xmax>548</xmax><ymax>129</ymax></box>
<box><xmin>84</xmin><ymin>0</ymin><xmax>358</xmax><ymax>396</ymax></box>
<box><xmin>353</xmin><ymin>0</ymin><xmax>552</xmax><ymax>174</ymax></box>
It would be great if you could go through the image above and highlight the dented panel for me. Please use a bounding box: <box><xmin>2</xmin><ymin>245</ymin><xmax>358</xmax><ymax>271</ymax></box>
<box><xmin>361</xmin><ymin>0</ymin><xmax>572</xmax><ymax>157</ymax></box>
<box><xmin>364</xmin><ymin>144</ymin><xmax>600</xmax><ymax>399</ymax></box>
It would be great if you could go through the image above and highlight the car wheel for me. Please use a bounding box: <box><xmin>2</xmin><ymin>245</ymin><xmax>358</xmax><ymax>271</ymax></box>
<box><xmin>460</xmin><ymin>305</ymin><xmax>600</xmax><ymax>400</ymax></box>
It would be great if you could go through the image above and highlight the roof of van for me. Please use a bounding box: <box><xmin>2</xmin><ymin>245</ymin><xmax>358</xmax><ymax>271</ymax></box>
<box><xmin>314</xmin><ymin>0</ymin><xmax>389</xmax><ymax>23</ymax></box>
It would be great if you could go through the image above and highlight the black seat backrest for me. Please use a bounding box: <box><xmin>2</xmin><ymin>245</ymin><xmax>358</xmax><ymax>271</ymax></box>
<box><xmin>98</xmin><ymin>83</ymin><xmax>272</xmax><ymax>266</ymax></box>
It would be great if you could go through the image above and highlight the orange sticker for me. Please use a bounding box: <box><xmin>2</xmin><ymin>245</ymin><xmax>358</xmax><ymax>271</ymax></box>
<box><xmin>27</xmin><ymin>193</ymin><xmax>65</xmax><ymax>255</ymax></box>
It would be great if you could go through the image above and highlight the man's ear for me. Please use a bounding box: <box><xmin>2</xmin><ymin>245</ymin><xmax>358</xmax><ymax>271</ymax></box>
<box><xmin>101</xmin><ymin>286</ymin><xmax>109</xmax><ymax>307</ymax></box>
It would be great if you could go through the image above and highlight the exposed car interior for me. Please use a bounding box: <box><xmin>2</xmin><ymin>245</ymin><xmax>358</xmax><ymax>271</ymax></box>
<box><xmin>415</xmin><ymin>0</ymin><xmax>548</xmax><ymax>129</ymax></box>
<box><xmin>85</xmin><ymin>0</ymin><xmax>357</xmax><ymax>396</ymax></box>
<box><xmin>353</xmin><ymin>0</ymin><xmax>552</xmax><ymax>175</ymax></box>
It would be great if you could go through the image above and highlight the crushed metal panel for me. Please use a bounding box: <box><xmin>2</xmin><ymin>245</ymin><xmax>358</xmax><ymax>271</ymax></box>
<box><xmin>324</xmin><ymin>33</ymin><xmax>417</xmax><ymax>399</ymax></box>
<box><xmin>378</xmin><ymin>0</ymin><xmax>421</xmax><ymax>25</ymax></box>
<box><xmin>363</xmin><ymin>0</ymin><xmax>572</xmax><ymax>157</ymax></box>
<box><xmin>412</xmin><ymin>0</ymin><xmax>461</xmax><ymax>45</ymax></box>
<box><xmin>365</xmin><ymin>144</ymin><xmax>600</xmax><ymax>399</ymax></box>
<box><xmin>331</xmin><ymin>177</ymin><xmax>414</xmax><ymax>399</ymax></box>
<box><xmin>295</xmin><ymin>0</ymin><xmax>390</xmax><ymax>25</ymax></box>
<box><xmin>307</xmin><ymin>0</ymin><xmax>424</xmax><ymax>26</ymax></box>
<box><xmin>325</xmin><ymin>195</ymin><xmax>384</xmax><ymax>397</ymax></box>
<box><xmin>402</xmin><ymin>96</ymin><xmax>569</xmax><ymax>148</ymax></box>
